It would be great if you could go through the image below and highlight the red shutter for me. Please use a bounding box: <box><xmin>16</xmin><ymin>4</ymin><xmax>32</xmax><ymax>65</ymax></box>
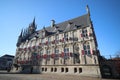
<box><xmin>24</xmin><ymin>48</ymin><xmax>26</xmax><ymax>51</ymax></box>
<box><xmin>60</xmin><ymin>52</ymin><xmax>64</xmax><ymax>57</ymax></box>
<box><xmin>52</xmin><ymin>40</ymin><xmax>55</xmax><ymax>44</ymax></box>
<box><xmin>70</xmin><ymin>52</ymin><xmax>72</xmax><ymax>57</ymax></box>
<box><xmin>91</xmin><ymin>50</ymin><xmax>94</xmax><ymax>55</ymax></box>
<box><xmin>43</xmin><ymin>54</ymin><xmax>47</xmax><ymax>59</ymax></box>
<box><xmin>26</xmin><ymin>60</ymin><xmax>29</xmax><ymax>64</ymax></box>
<box><xmin>33</xmin><ymin>46</ymin><xmax>35</xmax><ymax>49</ymax></box>
<box><xmin>46</xmin><ymin>41</ymin><xmax>48</xmax><ymax>45</ymax></box>
<box><xmin>62</xmin><ymin>38</ymin><xmax>64</xmax><ymax>42</ymax></box>
<box><xmin>39</xmin><ymin>43</ymin><xmax>41</xmax><ymax>45</ymax></box>
<box><xmin>81</xmin><ymin>50</ymin><xmax>84</xmax><ymax>55</ymax></box>
<box><xmin>43</xmin><ymin>54</ymin><xmax>46</xmax><ymax>59</ymax></box>
<box><xmin>28</xmin><ymin>47</ymin><xmax>31</xmax><ymax>50</ymax></box>
<box><xmin>51</xmin><ymin>53</ymin><xmax>55</xmax><ymax>58</ymax></box>
<box><xmin>89</xmin><ymin>33</ymin><xmax>92</xmax><ymax>37</ymax></box>
<box><xmin>80</xmin><ymin>34</ymin><xmax>83</xmax><ymax>37</ymax></box>
<box><xmin>60</xmin><ymin>39</ymin><xmax>62</xmax><ymax>42</ymax></box>
<box><xmin>37</xmin><ymin>55</ymin><xmax>40</xmax><ymax>59</ymax></box>
<box><xmin>67</xmin><ymin>53</ymin><xmax>69</xmax><ymax>56</ymax></box>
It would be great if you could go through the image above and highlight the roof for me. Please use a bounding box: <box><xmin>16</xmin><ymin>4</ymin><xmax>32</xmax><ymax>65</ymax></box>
<box><xmin>36</xmin><ymin>13</ymin><xmax>90</xmax><ymax>38</ymax></box>
<box><xmin>17</xmin><ymin>13</ymin><xmax>91</xmax><ymax>46</ymax></box>
<box><xmin>1</xmin><ymin>54</ymin><xmax>14</xmax><ymax>58</ymax></box>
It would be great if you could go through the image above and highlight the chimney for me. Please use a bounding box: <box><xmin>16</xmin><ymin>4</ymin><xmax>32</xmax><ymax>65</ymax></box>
<box><xmin>51</xmin><ymin>20</ymin><xmax>55</xmax><ymax>27</ymax></box>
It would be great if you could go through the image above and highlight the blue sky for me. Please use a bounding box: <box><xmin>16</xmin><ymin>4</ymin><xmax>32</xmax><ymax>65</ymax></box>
<box><xmin>0</xmin><ymin>0</ymin><xmax>120</xmax><ymax>57</ymax></box>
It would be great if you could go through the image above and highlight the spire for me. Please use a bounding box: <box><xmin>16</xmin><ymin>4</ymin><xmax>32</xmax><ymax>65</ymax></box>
<box><xmin>86</xmin><ymin>5</ymin><xmax>90</xmax><ymax>16</ymax></box>
<box><xmin>43</xmin><ymin>26</ymin><xmax>46</xmax><ymax>31</ymax></box>
<box><xmin>17</xmin><ymin>29</ymin><xmax>23</xmax><ymax>47</ymax></box>
<box><xmin>33</xmin><ymin>17</ymin><xmax>35</xmax><ymax>25</ymax></box>
<box><xmin>19</xmin><ymin>29</ymin><xmax>23</xmax><ymax>37</ymax></box>
<box><xmin>23</xmin><ymin>29</ymin><xmax>26</xmax><ymax>37</ymax></box>
<box><xmin>33</xmin><ymin>17</ymin><xmax>37</xmax><ymax>31</ymax></box>
<box><xmin>28</xmin><ymin>17</ymin><xmax>37</xmax><ymax>34</ymax></box>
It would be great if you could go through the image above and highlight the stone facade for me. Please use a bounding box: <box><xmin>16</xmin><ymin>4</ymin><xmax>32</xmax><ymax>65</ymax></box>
<box><xmin>12</xmin><ymin>6</ymin><xmax>101</xmax><ymax>77</ymax></box>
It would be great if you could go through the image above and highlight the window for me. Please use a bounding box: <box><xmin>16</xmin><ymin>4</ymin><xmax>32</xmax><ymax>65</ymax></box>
<box><xmin>73</xmin><ymin>31</ymin><xmax>77</xmax><ymax>38</ymax></box>
<box><xmin>83</xmin><ymin>43</ymin><xmax>91</xmax><ymax>55</ymax></box>
<box><xmin>55</xmin><ymin>48</ymin><xmax>59</xmax><ymax>54</ymax></box>
<box><xmin>64</xmin><ymin>33</ymin><xmax>68</xmax><ymax>39</ymax></box>
<box><xmin>51</xmin><ymin>68</ymin><xmax>53</xmax><ymax>72</ymax></box>
<box><xmin>42</xmin><ymin>68</ymin><xmax>44</xmax><ymax>71</ymax></box>
<box><xmin>40</xmin><ymin>50</ymin><xmax>43</xmax><ymax>55</ymax></box>
<box><xmin>45</xmin><ymin>68</ymin><xmax>47</xmax><ymax>72</ymax></box>
<box><xmin>41</xmin><ymin>39</ymin><xmax>43</xmax><ymax>43</ymax></box>
<box><xmin>64</xmin><ymin>33</ymin><xmax>69</xmax><ymax>41</ymax></box>
<box><xmin>46</xmin><ymin>49</ymin><xmax>50</xmax><ymax>59</ymax></box>
<box><xmin>54</xmin><ymin>68</ymin><xmax>57</xmax><ymax>72</ymax></box>
<box><xmin>74</xmin><ymin>68</ymin><xmax>77</xmax><ymax>73</ymax></box>
<box><xmin>64</xmin><ymin>48</ymin><xmax>69</xmax><ymax>53</ymax></box>
<box><xmin>82</xmin><ymin>29</ymin><xmax>88</xmax><ymax>38</ymax></box>
<box><xmin>46</xmin><ymin>49</ymin><xmax>51</xmax><ymax>55</ymax></box>
<box><xmin>79</xmin><ymin>68</ymin><xmax>82</xmax><ymax>73</ymax></box>
<box><xmin>42</xmin><ymin>31</ymin><xmax>45</xmax><ymax>37</ymax></box>
<box><xmin>48</xmin><ymin>37</ymin><xmax>51</xmax><ymax>42</ymax></box>
<box><xmin>56</xmin><ymin>35</ymin><xmax>59</xmax><ymax>40</ymax></box>
<box><xmin>61</xmin><ymin>68</ymin><xmax>64</xmax><ymax>72</ymax></box>
<box><xmin>54</xmin><ymin>48</ymin><xmax>59</xmax><ymax>59</ymax></box>
<box><xmin>55</xmin><ymin>35</ymin><xmax>59</xmax><ymax>43</ymax></box>
<box><xmin>64</xmin><ymin>48</ymin><xmax>69</xmax><ymax>58</ymax></box>
<box><xmin>65</xmin><ymin>68</ymin><xmax>68</xmax><ymax>73</ymax></box>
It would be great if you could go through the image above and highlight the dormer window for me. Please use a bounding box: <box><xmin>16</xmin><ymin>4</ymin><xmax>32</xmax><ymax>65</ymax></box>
<box><xmin>42</xmin><ymin>31</ymin><xmax>45</xmax><ymax>37</ymax></box>
<box><xmin>48</xmin><ymin>37</ymin><xmax>51</xmax><ymax>42</ymax></box>
<box><xmin>82</xmin><ymin>29</ymin><xmax>88</xmax><ymax>38</ymax></box>
<box><xmin>64</xmin><ymin>33</ymin><xmax>68</xmax><ymax>39</ymax></box>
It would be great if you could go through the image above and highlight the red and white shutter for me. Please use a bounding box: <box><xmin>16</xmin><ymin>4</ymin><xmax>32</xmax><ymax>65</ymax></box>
<box><xmin>81</xmin><ymin>50</ymin><xmax>85</xmax><ymax>55</ymax></box>
<box><xmin>91</xmin><ymin>50</ymin><xmax>95</xmax><ymax>55</ymax></box>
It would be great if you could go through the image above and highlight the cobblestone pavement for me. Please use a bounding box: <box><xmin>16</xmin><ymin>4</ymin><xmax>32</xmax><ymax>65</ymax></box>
<box><xmin>0</xmin><ymin>71</ymin><xmax>117</xmax><ymax>80</ymax></box>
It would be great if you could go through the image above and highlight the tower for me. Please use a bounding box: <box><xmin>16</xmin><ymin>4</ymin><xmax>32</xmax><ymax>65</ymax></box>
<box><xmin>28</xmin><ymin>18</ymin><xmax>37</xmax><ymax>34</ymax></box>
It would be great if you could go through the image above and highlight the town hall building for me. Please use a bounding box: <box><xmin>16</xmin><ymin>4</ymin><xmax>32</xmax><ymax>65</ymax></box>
<box><xmin>12</xmin><ymin>5</ymin><xmax>101</xmax><ymax>77</ymax></box>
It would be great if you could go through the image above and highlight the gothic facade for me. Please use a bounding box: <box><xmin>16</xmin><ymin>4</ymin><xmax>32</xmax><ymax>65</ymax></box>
<box><xmin>13</xmin><ymin>6</ymin><xmax>101</xmax><ymax>77</ymax></box>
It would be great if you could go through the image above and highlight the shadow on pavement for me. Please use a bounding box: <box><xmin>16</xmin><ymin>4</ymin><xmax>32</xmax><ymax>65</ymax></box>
<box><xmin>0</xmin><ymin>70</ymin><xmax>42</xmax><ymax>74</ymax></box>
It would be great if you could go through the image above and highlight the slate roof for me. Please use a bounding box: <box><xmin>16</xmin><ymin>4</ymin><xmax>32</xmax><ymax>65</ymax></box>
<box><xmin>37</xmin><ymin>13</ymin><xmax>90</xmax><ymax>37</ymax></box>
<box><xmin>17</xmin><ymin>13</ymin><xmax>91</xmax><ymax>46</ymax></box>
